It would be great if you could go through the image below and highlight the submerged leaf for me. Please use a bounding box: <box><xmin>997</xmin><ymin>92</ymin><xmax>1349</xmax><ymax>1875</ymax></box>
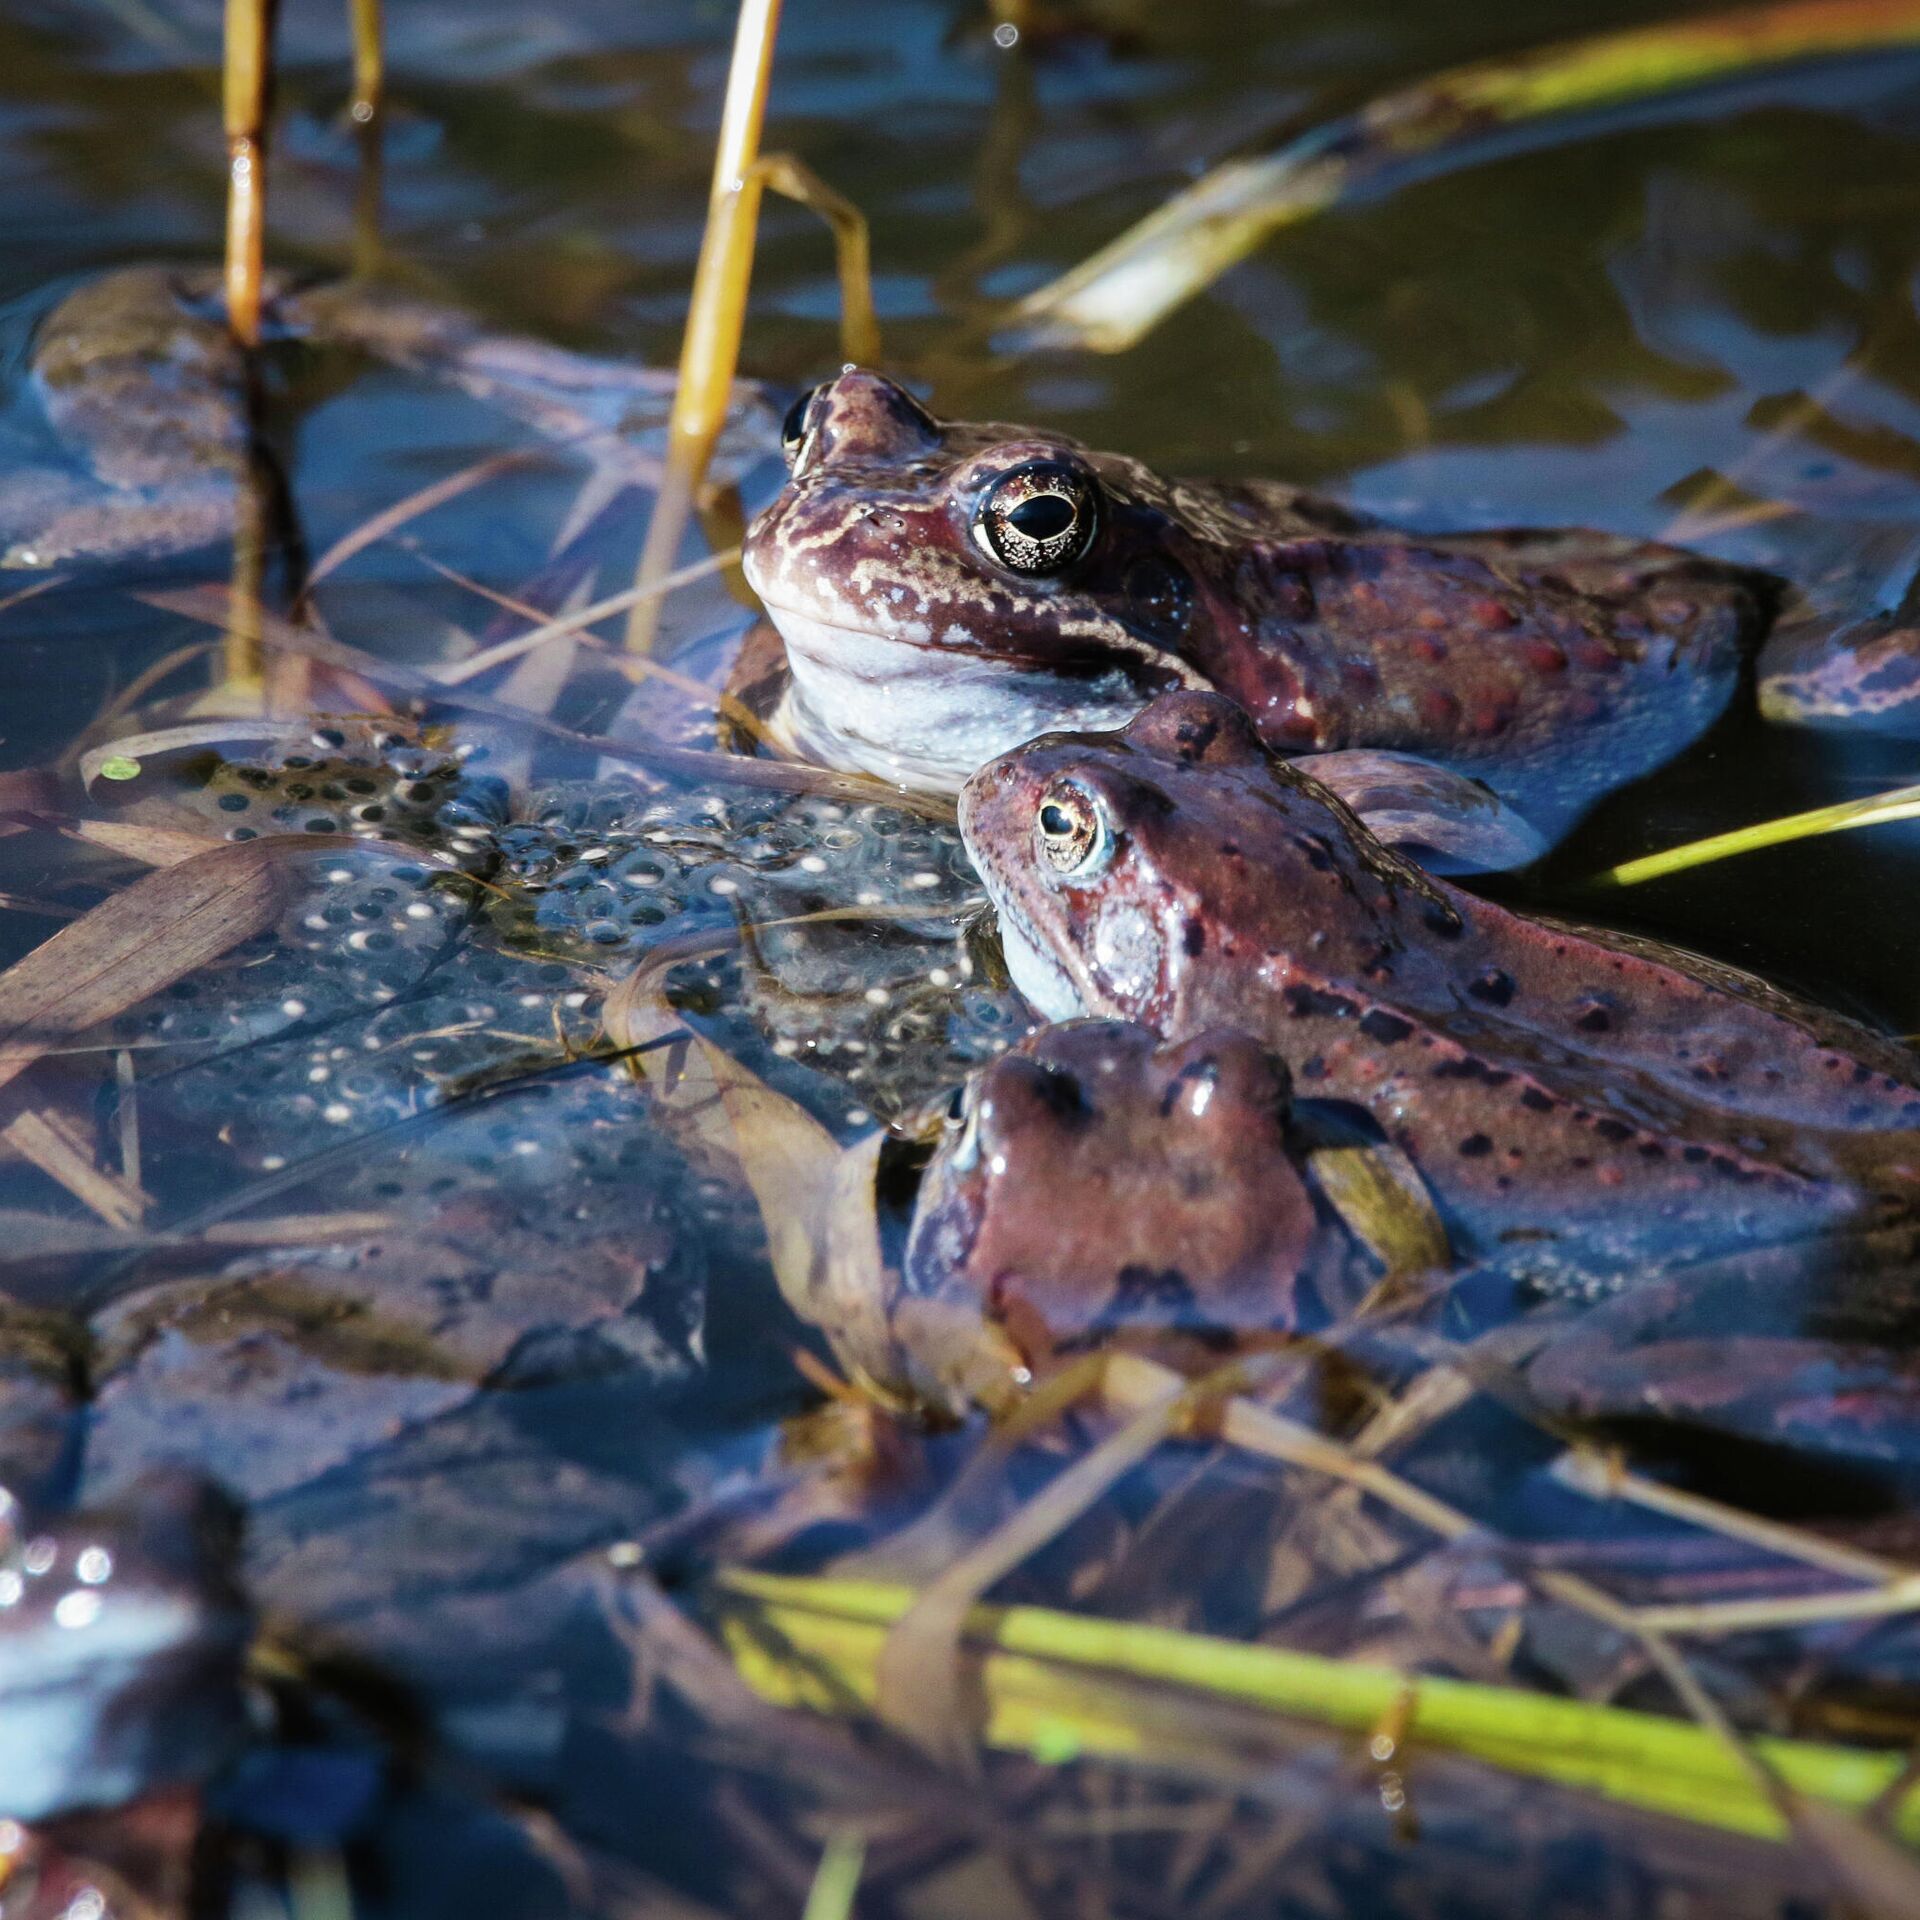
<box><xmin>1306</xmin><ymin>1138</ymin><xmax>1451</xmax><ymax>1282</ymax></box>
<box><xmin>1008</xmin><ymin>0</ymin><xmax>1920</xmax><ymax>352</ymax></box>
<box><xmin>606</xmin><ymin>965</ymin><xmax>908</xmax><ymax>1392</ymax></box>
<box><xmin>0</xmin><ymin>835</ymin><xmax>327</xmax><ymax>1095</ymax></box>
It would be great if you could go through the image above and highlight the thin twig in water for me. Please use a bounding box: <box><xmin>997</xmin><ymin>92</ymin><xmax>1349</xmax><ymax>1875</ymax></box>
<box><xmin>301</xmin><ymin>448</ymin><xmax>539</xmax><ymax>600</ymax></box>
<box><xmin>434</xmin><ymin>551</ymin><xmax>738</xmax><ymax>685</ymax></box>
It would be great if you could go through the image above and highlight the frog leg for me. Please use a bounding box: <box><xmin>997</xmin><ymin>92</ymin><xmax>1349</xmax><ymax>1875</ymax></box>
<box><xmin>1298</xmin><ymin>747</ymin><xmax>1547</xmax><ymax>874</ymax></box>
<box><xmin>1758</xmin><ymin>571</ymin><xmax>1920</xmax><ymax>738</ymax></box>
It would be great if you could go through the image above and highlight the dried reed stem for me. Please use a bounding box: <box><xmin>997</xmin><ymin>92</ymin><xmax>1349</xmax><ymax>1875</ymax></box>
<box><xmin>347</xmin><ymin>0</ymin><xmax>383</xmax><ymax>124</ymax></box>
<box><xmin>627</xmin><ymin>0</ymin><xmax>784</xmax><ymax>652</ymax></box>
<box><xmin>222</xmin><ymin>0</ymin><xmax>276</xmax><ymax>347</ymax></box>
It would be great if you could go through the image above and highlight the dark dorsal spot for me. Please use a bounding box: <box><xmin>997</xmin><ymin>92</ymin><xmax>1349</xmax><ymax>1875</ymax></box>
<box><xmin>1175</xmin><ymin>716</ymin><xmax>1222</xmax><ymax>761</ymax></box>
<box><xmin>1467</xmin><ymin>968</ymin><xmax>1514</xmax><ymax>1006</ymax></box>
<box><xmin>1423</xmin><ymin>903</ymin><xmax>1464</xmax><ymax>939</ymax></box>
<box><xmin>1572</xmin><ymin>994</ymin><xmax>1619</xmax><ymax>1033</ymax></box>
<box><xmin>1283</xmin><ymin>984</ymin><xmax>1357</xmax><ymax>1020</ymax></box>
<box><xmin>1458</xmin><ymin>1134</ymin><xmax>1494</xmax><ymax>1158</ymax></box>
<box><xmin>1105</xmin><ymin>1265</ymin><xmax>1198</xmax><ymax>1325</ymax></box>
<box><xmin>1292</xmin><ymin>834</ymin><xmax>1337</xmax><ymax>873</ymax></box>
<box><xmin>1433</xmin><ymin>1058</ymin><xmax>1510</xmax><ymax>1087</ymax></box>
<box><xmin>1519</xmin><ymin>1088</ymin><xmax>1553</xmax><ymax>1112</ymax></box>
<box><xmin>1037</xmin><ymin>1064</ymin><xmax>1092</xmax><ymax>1122</ymax></box>
<box><xmin>1593</xmin><ymin>1118</ymin><xmax>1633</xmax><ymax>1143</ymax></box>
<box><xmin>1182</xmin><ymin>916</ymin><xmax>1207</xmax><ymax>956</ymax></box>
<box><xmin>1359</xmin><ymin>1009</ymin><xmax>1413</xmax><ymax>1044</ymax></box>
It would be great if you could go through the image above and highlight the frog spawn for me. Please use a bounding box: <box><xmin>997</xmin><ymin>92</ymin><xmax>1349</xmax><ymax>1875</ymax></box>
<box><xmin>488</xmin><ymin>779</ymin><xmax>1032</xmax><ymax>1125</ymax></box>
<box><xmin>100</xmin><ymin>720</ymin><xmax>508</xmax><ymax>1067</ymax></box>
<box><xmin>187</xmin><ymin>719</ymin><xmax>508</xmax><ymax>866</ymax></box>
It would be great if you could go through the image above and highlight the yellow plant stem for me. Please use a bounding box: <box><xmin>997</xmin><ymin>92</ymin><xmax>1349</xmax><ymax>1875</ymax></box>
<box><xmin>714</xmin><ymin>1568</ymin><xmax>1920</xmax><ymax>1848</ymax></box>
<box><xmin>348</xmin><ymin>0</ymin><xmax>382</xmax><ymax>125</ymax></box>
<box><xmin>627</xmin><ymin>0</ymin><xmax>785</xmax><ymax>653</ymax></box>
<box><xmin>222</xmin><ymin>0</ymin><xmax>276</xmax><ymax>348</ymax></box>
<box><xmin>751</xmin><ymin>153</ymin><xmax>882</xmax><ymax>365</ymax></box>
<box><xmin>1592</xmin><ymin>781</ymin><xmax>1920</xmax><ymax>887</ymax></box>
<box><xmin>800</xmin><ymin>1833</ymin><xmax>867</xmax><ymax>1920</ymax></box>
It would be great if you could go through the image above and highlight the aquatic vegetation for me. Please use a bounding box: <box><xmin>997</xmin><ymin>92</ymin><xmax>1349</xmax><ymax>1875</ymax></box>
<box><xmin>8</xmin><ymin>0</ymin><xmax>1920</xmax><ymax>1914</ymax></box>
<box><xmin>1008</xmin><ymin>0</ymin><xmax>1920</xmax><ymax>353</ymax></box>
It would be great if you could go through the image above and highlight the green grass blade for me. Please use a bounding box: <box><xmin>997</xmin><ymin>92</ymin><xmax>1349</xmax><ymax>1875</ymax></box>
<box><xmin>1009</xmin><ymin>0</ymin><xmax>1920</xmax><ymax>353</ymax></box>
<box><xmin>713</xmin><ymin>1568</ymin><xmax>1920</xmax><ymax>1847</ymax></box>
<box><xmin>1591</xmin><ymin>781</ymin><xmax>1920</xmax><ymax>887</ymax></box>
<box><xmin>801</xmin><ymin>1833</ymin><xmax>866</xmax><ymax>1920</ymax></box>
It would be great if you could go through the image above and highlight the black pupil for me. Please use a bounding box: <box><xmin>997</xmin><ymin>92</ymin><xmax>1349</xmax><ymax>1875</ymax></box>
<box><xmin>1040</xmin><ymin>802</ymin><xmax>1076</xmax><ymax>836</ymax></box>
<box><xmin>1007</xmin><ymin>493</ymin><xmax>1076</xmax><ymax>540</ymax></box>
<box><xmin>781</xmin><ymin>385</ymin><xmax>819</xmax><ymax>448</ymax></box>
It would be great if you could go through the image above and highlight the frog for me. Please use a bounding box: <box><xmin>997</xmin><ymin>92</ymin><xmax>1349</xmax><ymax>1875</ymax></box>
<box><xmin>741</xmin><ymin>368</ymin><xmax>1920</xmax><ymax>844</ymax></box>
<box><xmin>0</xmin><ymin>264</ymin><xmax>778</xmax><ymax>568</ymax></box>
<box><xmin>954</xmin><ymin>689</ymin><xmax>1920</xmax><ymax>1290</ymax></box>
<box><xmin>0</xmin><ymin>1470</ymin><xmax>251</xmax><ymax>1822</ymax></box>
<box><xmin>903</xmin><ymin>1018</ymin><xmax>1373</xmax><ymax>1362</ymax></box>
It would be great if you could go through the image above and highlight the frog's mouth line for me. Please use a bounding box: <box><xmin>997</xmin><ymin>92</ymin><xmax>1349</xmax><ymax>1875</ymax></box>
<box><xmin>760</xmin><ymin>602</ymin><xmax>1164</xmax><ymax>795</ymax></box>
<box><xmin>756</xmin><ymin>593</ymin><xmax>1195</xmax><ymax>679</ymax></box>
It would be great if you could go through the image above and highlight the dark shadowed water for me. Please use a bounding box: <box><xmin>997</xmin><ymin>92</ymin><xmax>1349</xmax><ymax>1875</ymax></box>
<box><xmin>5</xmin><ymin>3</ymin><xmax>1920</xmax><ymax>1916</ymax></box>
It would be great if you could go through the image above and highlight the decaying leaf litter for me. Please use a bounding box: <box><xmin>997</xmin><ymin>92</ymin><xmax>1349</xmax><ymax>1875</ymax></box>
<box><xmin>11</xmin><ymin>1</ymin><xmax>1920</xmax><ymax>1917</ymax></box>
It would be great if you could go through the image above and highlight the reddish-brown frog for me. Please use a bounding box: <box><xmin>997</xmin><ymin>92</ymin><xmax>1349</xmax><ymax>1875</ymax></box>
<box><xmin>742</xmin><ymin>370</ymin><xmax>1917</xmax><ymax>844</ymax></box>
<box><xmin>904</xmin><ymin>1019</ymin><xmax>1368</xmax><ymax>1358</ymax></box>
<box><xmin>955</xmin><ymin>690</ymin><xmax>1920</xmax><ymax>1291</ymax></box>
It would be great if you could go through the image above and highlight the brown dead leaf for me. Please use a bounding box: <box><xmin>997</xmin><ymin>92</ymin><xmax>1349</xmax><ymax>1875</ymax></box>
<box><xmin>1</xmin><ymin>1101</ymin><xmax>147</xmax><ymax>1229</ymax></box>
<box><xmin>606</xmin><ymin>963</ymin><xmax>911</xmax><ymax>1393</ymax></box>
<box><xmin>0</xmin><ymin>834</ymin><xmax>366</xmax><ymax>1096</ymax></box>
<box><xmin>61</xmin><ymin>820</ymin><xmax>226</xmax><ymax>868</ymax></box>
<box><xmin>0</xmin><ymin>767</ymin><xmax>64</xmax><ymax>813</ymax></box>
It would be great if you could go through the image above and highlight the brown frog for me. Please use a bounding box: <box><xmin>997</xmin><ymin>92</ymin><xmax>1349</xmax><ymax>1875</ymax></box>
<box><xmin>955</xmin><ymin>690</ymin><xmax>1920</xmax><ymax>1290</ymax></box>
<box><xmin>904</xmin><ymin>1020</ymin><xmax>1356</xmax><ymax>1357</ymax></box>
<box><xmin>742</xmin><ymin>370</ymin><xmax>1918</xmax><ymax>843</ymax></box>
<box><xmin>0</xmin><ymin>265</ymin><xmax>776</xmax><ymax>568</ymax></box>
<box><xmin>0</xmin><ymin>1472</ymin><xmax>251</xmax><ymax>1822</ymax></box>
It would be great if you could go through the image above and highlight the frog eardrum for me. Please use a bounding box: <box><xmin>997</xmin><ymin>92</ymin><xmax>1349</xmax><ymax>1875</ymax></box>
<box><xmin>972</xmin><ymin>459</ymin><xmax>1101</xmax><ymax>575</ymax></box>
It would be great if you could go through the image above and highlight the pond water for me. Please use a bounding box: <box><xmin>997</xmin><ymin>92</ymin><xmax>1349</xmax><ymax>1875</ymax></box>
<box><xmin>5</xmin><ymin>2</ymin><xmax>1920</xmax><ymax>1916</ymax></box>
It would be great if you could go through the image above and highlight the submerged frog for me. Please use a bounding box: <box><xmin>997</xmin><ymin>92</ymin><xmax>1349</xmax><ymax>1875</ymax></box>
<box><xmin>904</xmin><ymin>1019</ymin><xmax>1372</xmax><ymax>1358</ymax></box>
<box><xmin>743</xmin><ymin>370</ymin><xmax>1918</xmax><ymax>841</ymax></box>
<box><xmin>0</xmin><ymin>1471</ymin><xmax>251</xmax><ymax>1822</ymax></box>
<box><xmin>956</xmin><ymin>691</ymin><xmax>1920</xmax><ymax>1288</ymax></box>
<box><xmin>0</xmin><ymin>265</ymin><xmax>775</xmax><ymax>568</ymax></box>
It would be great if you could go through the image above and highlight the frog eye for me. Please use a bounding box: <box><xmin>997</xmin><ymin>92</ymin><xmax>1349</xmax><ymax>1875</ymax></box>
<box><xmin>974</xmin><ymin>460</ymin><xmax>1100</xmax><ymax>576</ymax></box>
<box><xmin>1035</xmin><ymin>779</ymin><xmax>1115</xmax><ymax>878</ymax></box>
<box><xmin>780</xmin><ymin>384</ymin><xmax>824</xmax><ymax>470</ymax></box>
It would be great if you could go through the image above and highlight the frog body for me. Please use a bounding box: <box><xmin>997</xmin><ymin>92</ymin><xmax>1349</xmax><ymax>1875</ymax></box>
<box><xmin>956</xmin><ymin>690</ymin><xmax>1920</xmax><ymax>1287</ymax></box>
